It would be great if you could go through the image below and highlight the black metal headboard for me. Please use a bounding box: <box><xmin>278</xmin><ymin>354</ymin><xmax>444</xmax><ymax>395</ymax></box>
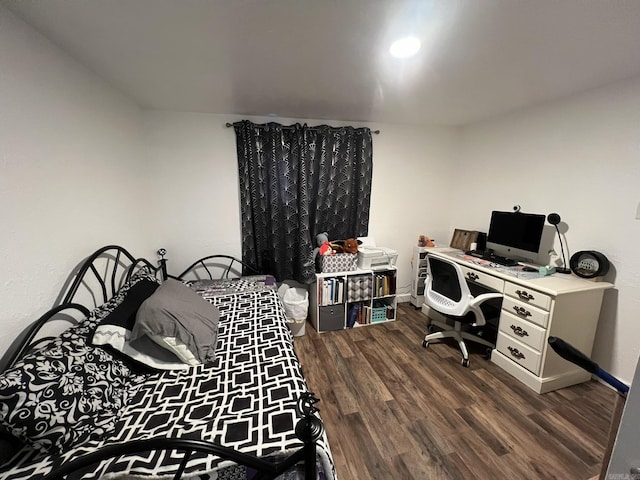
<box><xmin>174</xmin><ymin>254</ymin><xmax>258</xmax><ymax>281</ymax></box>
<box><xmin>59</xmin><ymin>245</ymin><xmax>157</xmax><ymax>306</ymax></box>
<box><xmin>0</xmin><ymin>245</ymin><xmax>158</xmax><ymax>372</ymax></box>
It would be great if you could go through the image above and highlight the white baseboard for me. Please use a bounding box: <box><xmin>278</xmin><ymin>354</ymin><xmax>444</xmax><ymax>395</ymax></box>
<box><xmin>396</xmin><ymin>293</ymin><xmax>411</xmax><ymax>303</ymax></box>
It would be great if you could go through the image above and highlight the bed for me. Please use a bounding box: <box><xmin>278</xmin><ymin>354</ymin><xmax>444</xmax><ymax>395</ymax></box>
<box><xmin>0</xmin><ymin>246</ymin><xmax>334</xmax><ymax>480</ymax></box>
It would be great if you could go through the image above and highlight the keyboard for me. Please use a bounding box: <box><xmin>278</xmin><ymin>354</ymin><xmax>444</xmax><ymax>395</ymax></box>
<box><xmin>464</xmin><ymin>250</ymin><xmax>518</xmax><ymax>267</ymax></box>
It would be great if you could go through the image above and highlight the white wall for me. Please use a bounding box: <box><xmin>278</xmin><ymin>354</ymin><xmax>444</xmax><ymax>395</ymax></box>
<box><xmin>143</xmin><ymin>111</ymin><xmax>458</xmax><ymax>298</ymax></box>
<box><xmin>449</xmin><ymin>76</ymin><xmax>640</xmax><ymax>383</ymax></box>
<box><xmin>0</xmin><ymin>6</ymin><xmax>147</xmax><ymax>357</ymax></box>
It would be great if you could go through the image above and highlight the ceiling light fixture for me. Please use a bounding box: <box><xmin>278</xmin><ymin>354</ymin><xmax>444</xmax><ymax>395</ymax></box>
<box><xmin>389</xmin><ymin>37</ymin><xmax>421</xmax><ymax>58</ymax></box>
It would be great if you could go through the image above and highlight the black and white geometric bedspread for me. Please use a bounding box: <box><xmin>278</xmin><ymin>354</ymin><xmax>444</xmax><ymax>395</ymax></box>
<box><xmin>0</xmin><ymin>289</ymin><xmax>335</xmax><ymax>480</ymax></box>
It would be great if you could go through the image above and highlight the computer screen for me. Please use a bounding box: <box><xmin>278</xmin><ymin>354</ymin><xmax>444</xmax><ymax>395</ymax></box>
<box><xmin>486</xmin><ymin>211</ymin><xmax>546</xmax><ymax>261</ymax></box>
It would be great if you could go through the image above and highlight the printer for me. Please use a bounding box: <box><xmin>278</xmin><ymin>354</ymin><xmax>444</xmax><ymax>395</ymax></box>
<box><xmin>357</xmin><ymin>246</ymin><xmax>398</xmax><ymax>270</ymax></box>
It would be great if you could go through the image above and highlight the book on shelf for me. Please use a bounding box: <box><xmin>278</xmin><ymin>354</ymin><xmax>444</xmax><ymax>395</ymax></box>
<box><xmin>320</xmin><ymin>277</ymin><xmax>345</xmax><ymax>305</ymax></box>
<box><xmin>347</xmin><ymin>304</ymin><xmax>358</xmax><ymax>328</ymax></box>
<box><xmin>361</xmin><ymin>304</ymin><xmax>370</xmax><ymax>324</ymax></box>
<box><xmin>372</xmin><ymin>272</ymin><xmax>397</xmax><ymax>297</ymax></box>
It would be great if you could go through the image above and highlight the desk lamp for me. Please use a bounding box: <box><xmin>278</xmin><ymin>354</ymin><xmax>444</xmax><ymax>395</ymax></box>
<box><xmin>547</xmin><ymin>213</ymin><xmax>571</xmax><ymax>274</ymax></box>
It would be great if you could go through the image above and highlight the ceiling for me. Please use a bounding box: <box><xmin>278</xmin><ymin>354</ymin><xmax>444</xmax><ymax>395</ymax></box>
<box><xmin>4</xmin><ymin>0</ymin><xmax>640</xmax><ymax>127</ymax></box>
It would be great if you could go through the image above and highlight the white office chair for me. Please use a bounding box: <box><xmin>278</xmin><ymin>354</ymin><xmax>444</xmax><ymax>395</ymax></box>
<box><xmin>422</xmin><ymin>254</ymin><xmax>502</xmax><ymax>367</ymax></box>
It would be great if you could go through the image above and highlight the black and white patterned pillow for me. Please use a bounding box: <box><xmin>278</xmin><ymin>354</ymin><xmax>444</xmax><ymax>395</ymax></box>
<box><xmin>0</xmin><ymin>269</ymin><xmax>158</xmax><ymax>454</ymax></box>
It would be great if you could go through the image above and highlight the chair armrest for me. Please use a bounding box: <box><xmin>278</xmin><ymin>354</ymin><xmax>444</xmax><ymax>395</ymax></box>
<box><xmin>468</xmin><ymin>292</ymin><xmax>503</xmax><ymax>326</ymax></box>
<box><xmin>469</xmin><ymin>292</ymin><xmax>503</xmax><ymax>307</ymax></box>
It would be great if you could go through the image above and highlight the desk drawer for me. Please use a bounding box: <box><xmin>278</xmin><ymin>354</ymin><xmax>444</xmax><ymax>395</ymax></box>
<box><xmin>499</xmin><ymin>311</ymin><xmax>546</xmax><ymax>351</ymax></box>
<box><xmin>496</xmin><ymin>332</ymin><xmax>542</xmax><ymax>375</ymax></box>
<box><xmin>501</xmin><ymin>297</ymin><xmax>550</xmax><ymax>328</ymax></box>
<box><xmin>504</xmin><ymin>282</ymin><xmax>551</xmax><ymax>310</ymax></box>
<box><xmin>460</xmin><ymin>265</ymin><xmax>504</xmax><ymax>292</ymax></box>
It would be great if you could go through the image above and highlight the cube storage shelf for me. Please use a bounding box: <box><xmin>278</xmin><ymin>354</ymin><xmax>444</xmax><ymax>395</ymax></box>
<box><xmin>309</xmin><ymin>267</ymin><xmax>397</xmax><ymax>332</ymax></box>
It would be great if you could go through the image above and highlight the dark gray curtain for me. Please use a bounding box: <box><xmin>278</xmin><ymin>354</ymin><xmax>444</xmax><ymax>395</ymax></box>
<box><xmin>234</xmin><ymin>120</ymin><xmax>373</xmax><ymax>283</ymax></box>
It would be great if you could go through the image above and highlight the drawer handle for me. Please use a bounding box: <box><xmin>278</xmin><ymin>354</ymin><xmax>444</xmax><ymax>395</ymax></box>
<box><xmin>507</xmin><ymin>346</ymin><xmax>526</xmax><ymax>360</ymax></box>
<box><xmin>466</xmin><ymin>272</ymin><xmax>479</xmax><ymax>281</ymax></box>
<box><xmin>512</xmin><ymin>306</ymin><xmax>532</xmax><ymax>318</ymax></box>
<box><xmin>515</xmin><ymin>289</ymin><xmax>535</xmax><ymax>302</ymax></box>
<box><xmin>510</xmin><ymin>325</ymin><xmax>529</xmax><ymax>337</ymax></box>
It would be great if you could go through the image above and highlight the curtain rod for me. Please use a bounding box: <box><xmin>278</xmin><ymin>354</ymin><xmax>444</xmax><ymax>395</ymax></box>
<box><xmin>225</xmin><ymin>122</ymin><xmax>380</xmax><ymax>134</ymax></box>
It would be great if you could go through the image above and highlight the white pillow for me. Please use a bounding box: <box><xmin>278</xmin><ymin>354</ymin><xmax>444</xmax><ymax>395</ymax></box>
<box><xmin>147</xmin><ymin>335</ymin><xmax>200</xmax><ymax>366</ymax></box>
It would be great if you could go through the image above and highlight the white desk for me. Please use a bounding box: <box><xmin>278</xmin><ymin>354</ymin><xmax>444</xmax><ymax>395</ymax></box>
<box><xmin>421</xmin><ymin>247</ymin><xmax>614</xmax><ymax>394</ymax></box>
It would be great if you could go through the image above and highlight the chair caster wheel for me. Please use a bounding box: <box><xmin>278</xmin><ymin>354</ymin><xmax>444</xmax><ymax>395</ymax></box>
<box><xmin>427</xmin><ymin>324</ymin><xmax>436</xmax><ymax>334</ymax></box>
<box><xmin>461</xmin><ymin>359</ymin><xmax>470</xmax><ymax>367</ymax></box>
<box><xmin>422</xmin><ymin>340</ymin><xmax>429</xmax><ymax>348</ymax></box>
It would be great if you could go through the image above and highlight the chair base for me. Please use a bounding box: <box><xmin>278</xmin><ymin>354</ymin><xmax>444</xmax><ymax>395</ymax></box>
<box><xmin>423</xmin><ymin>319</ymin><xmax>494</xmax><ymax>367</ymax></box>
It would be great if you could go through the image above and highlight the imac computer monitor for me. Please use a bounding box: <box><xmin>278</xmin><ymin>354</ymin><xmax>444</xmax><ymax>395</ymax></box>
<box><xmin>486</xmin><ymin>211</ymin><xmax>546</xmax><ymax>262</ymax></box>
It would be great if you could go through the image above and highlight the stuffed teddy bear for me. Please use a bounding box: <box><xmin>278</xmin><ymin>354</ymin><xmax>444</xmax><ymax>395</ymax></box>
<box><xmin>342</xmin><ymin>238</ymin><xmax>359</xmax><ymax>254</ymax></box>
<box><xmin>330</xmin><ymin>238</ymin><xmax>360</xmax><ymax>254</ymax></box>
<box><xmin>418</xmin><ymin>235</ymin><xmax>436</xmax><ymax>247</ymax></box>
<box><xmin>313</xmin><ymin>232</ymin><xmax>331</xmax><ymax>260</ymax></box>
<box><xmin>424</xmin><ymin>236</ymin><xmax>436</xmax><ymax>247</ymax></box>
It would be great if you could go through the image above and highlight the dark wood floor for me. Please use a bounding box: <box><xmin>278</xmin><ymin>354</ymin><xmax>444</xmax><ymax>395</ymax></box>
<box><xmin>294</xmin><ymin>303</ymin><xmax>617</xmax><ymax>480</ymax></box>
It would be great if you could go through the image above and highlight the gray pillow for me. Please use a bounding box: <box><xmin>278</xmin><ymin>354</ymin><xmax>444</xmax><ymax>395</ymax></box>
<box><xmin>131</xmin><ymin>279</ymin><xmax>220</xmax><ymax>365</ymax></box>
<box><xmin>91</xmin><ymin>278</ymin><xmax>189</xmax><ymax>371</ymax></box>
